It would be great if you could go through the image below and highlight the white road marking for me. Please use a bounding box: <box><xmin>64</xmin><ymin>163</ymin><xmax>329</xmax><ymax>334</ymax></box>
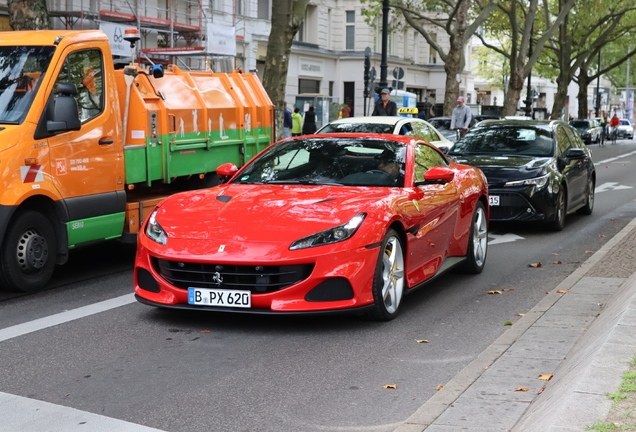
<box><xmin>595</xmin><ymin>182</ymin><xmax>634</xmax><ymax>194</ymax></box>
<box><xmin>488</xmin><ymin>233</ymin><xmax>525</xmax><ymax>245</ymax></box>
<box><xmin>597</xmin><ymin>150</ymin><xmax>636</xmax><ymax>164</ymax></box>
<box><xmin>0</xmin><ymin>293</ymin><xmax>136</xmax><ymax>343</ymax></box>
<box><xmin>1</xmin><ymin>392</ymin><xmax>166</xmax><ymax>432</ymax></box>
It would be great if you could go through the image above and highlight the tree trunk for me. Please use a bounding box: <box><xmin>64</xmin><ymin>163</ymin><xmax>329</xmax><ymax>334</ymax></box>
<box><xmin>503</xmin><ymin>65</ymin><xmax>524</xmax><ymax>116</ymax></box>
<box><xmin>577</xmin><ymin>72</ymin><xmax>591</xmax><ymax>120</ymax></box>
<box><xmin>8</xmin><ymin>0</ymin><xmax>51</xmax><ymax>30</ymax></box>
<box><xmin>552</xmin><ymin>73</ymin><xmax>570</xmax><ymax>121</ymax></box>
<box><xmin>442</xmin><ymin>49</ymin><xmax>461</xmax><ymax>116</ymax></box>
<box><xmin>262</xmin><ymin>0</ymin><xmax>308</xmax><ymax>141</ymax></box>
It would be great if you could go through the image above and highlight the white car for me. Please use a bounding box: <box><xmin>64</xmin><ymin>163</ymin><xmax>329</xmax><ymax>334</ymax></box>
<box><xmin>618</xmin><ymin>119</ymin><xmax>634</xmax><ymax>139</ymax></box>
<box><xmin>316</xmin><ymin>116</ymin><xmax>454</xmax><ymax>152</ymax></box>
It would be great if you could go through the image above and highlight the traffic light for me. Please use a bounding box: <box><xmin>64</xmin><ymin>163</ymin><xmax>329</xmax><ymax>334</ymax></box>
<box><xmin>364</xmin><ymin>55</ymin><xmax>371</xmax><ymax>98</ymax></box>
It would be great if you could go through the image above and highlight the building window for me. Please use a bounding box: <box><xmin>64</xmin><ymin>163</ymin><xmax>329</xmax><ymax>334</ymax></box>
<box><xmin>236</xmin><ymin>0</ymin><xmax>243</xmax><ymax>15</ymax></box>
<box><xmin>429</xmin><ymin>33</ymin><xmax>437</xmax><ymax>64</ymax></box>
<box><xmin>257</xmin><ymin>0</ymin><xmax>269</xmax><ymax>20</ymax></box>
<box><xmin>299</xmin><ymin>78</ymin><xmax>320</xmax><ymax>94</ymax></box>
<box><xmin>345</xmin><ymin>10</ymin><xmax>355</xmax><ymax>50</ymax></box>
<box><xmin>329</xmin><ymin>81</ymin><xmax>334</xmax><ymax>97</ymax></box>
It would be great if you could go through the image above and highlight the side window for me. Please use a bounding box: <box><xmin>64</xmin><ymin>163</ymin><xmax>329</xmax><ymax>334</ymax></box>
<box><xmin>563</xmin><ymin>126</ymin><xmax>582</xmax><ymax>148</ymax></box>
<box><xmin>55</xmin><ymin>49</ymin><xmax>104</xmax><ymax>123</ymax></box>
<box><xmin>555</xmin><ymin>125</ymin><xmax>572</xmax><ymax>156</ymax></box>
<box><xmin>413</xmin><ymin>143</ymin><xmax>449</xmax><ymax>182</ymax></box>
<box><xmin>399</xmin><ymin>122</ymin><xmax>413</xmax><ymax>135</ymax></box>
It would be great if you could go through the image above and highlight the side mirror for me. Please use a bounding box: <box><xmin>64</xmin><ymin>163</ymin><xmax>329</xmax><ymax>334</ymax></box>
<box><xmin>565</xmin><ymin>148</ymin><xmax>586</xmax><ymax>160</ymax></box>
<box><xmin>217</xmin><ymin>163</ymin><xmax>239</xmax><ymax>182</ymax></box>
<box><xmin>47</xmin><ymin>83</ymin><xmax>81</xmax><ymax>133</ymax></box>
<box><xmin>415</xmin><ymin>166</ymin><xmax>455</xmax><ymax>186</ymax></box>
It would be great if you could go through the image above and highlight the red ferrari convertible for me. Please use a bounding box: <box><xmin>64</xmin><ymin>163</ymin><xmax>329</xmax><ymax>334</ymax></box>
<box><xmin>134</xmin><ymin>133</ymin><xmax>489</xmax><ymax>320</ymax></box>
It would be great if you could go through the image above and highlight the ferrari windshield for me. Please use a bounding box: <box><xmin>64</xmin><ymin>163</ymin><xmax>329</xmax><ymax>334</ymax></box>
<box><xmin>233</xmin><ymin>137</ymin><xmax>407</xmax><ymax>187</ymax></box>
<box><xmin>449</xmin><ymin>126</ymin><xmax>554</xmax><ymax>157</ymax></box>
<box><xmin>0</xmin><ymin>46</ymin><xmax>55</xmax><ymax>124</ymax></box>
<box><xmin>317</xmin><ymin>122</ymin><xmax>395</xmax><ymax>134</ymax></box>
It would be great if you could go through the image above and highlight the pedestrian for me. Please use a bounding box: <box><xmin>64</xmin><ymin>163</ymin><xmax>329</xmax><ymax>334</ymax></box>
<box><xmin>283</xmin><ymin>102</ymin><xmax>292</xmax><ymax>138</ymax></box>
<box><xmin>450</xmin><ymin>96</ymin><xmax>472</xmax><ymax>138</ymax></box>
<box><xmin>372</xmin><ymin>88</ymin><xmax>398</xmax><ymax>116</ymax></box>
<box><xmin>417</xmin><ymin>107</ymin><xmax>427</xmax><ymax>121</ymax></box>
<box><xmin>340</xmin><ymin>103</ymin><xmax>351</xmax><ymax>118</ymax></box>
<box><xmin>302</xmin><ymin>105</ymin><xmax>317</xmax><ymax>135</ymax></box>
<box><xmin>291</xmin><ymin>107</ymin><xmax>302</xmax><ymax>136</ymax></box>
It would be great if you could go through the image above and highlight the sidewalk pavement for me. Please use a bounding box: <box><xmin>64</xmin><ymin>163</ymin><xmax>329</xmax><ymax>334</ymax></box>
<box><xmin>395</xmin><ymin>215</ymin><xmax>636</xmax><ymax>432</ymax></box>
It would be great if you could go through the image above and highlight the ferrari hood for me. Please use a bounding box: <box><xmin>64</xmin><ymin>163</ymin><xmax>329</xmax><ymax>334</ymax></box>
<box><xmin>452</xmin><ymin>155</ymin><xmax>550</xmax><ymax>185</ymax></box>
<box><xmin>154</xmin><ymin>184</ymin><xmax>392</xmax><ymax>241</ymax></box>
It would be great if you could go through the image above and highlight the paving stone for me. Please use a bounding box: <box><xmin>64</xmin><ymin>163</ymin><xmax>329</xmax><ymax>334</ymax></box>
<box><xmin>431</xmin><ymin>397</ymin><xmax>529</xmax><ymax>430</ymax></box>
<box><xmin>502</xmin><ymin>326</ymin><xmax>582</xmax><ymax>360</ymax></box>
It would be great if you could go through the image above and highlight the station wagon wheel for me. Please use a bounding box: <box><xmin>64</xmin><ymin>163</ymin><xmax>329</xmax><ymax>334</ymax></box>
<box><xmin>0</xmin><ymin>210</ymin><xmax>57</xmax><ymax>292</ymax></box>
<box><xmin>547</xmin><ymin>188</ymin><xmax>567</xmax><ymax>231</ymax></box>
<box><xmin>461</xmin><ymin>201</ymin><xmax>488</xmax><ymax>274</ymax></box>
<box><xmin>369</xmin><ymin>229</ymin><xmax>405</xmax><ymax>321</ymax></box>
<box><xmin>577</xmin><ymin>177</ymin><xmax>595</xmax><ymax>216</ymax></box>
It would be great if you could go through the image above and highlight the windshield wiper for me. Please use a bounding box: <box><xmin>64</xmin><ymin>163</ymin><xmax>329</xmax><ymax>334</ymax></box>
<box><xmin>265</xmin><ymin>179</ymin><xmax>342</xmax><ymax>186</ymax></box>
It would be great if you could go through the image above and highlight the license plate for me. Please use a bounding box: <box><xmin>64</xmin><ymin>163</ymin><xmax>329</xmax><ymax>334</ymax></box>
<box><xmin>188</xmin><ymin>287</ymin><xmax>251</xmax><ymax>308</ymax></box>
<box><xmin>489</xmin><ymin>195</ymin><xmax>500</xmax><ymax>206</ymax></box>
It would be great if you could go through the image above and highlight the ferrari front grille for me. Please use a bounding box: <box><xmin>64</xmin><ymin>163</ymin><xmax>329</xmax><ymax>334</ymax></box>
<box><xmin>152</xmin><ymin>258</ymin><xmax>314</xmax><ymax>293</ymax></box>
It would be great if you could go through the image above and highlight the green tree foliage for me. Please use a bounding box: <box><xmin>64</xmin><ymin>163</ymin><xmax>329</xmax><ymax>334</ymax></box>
<box><xmin>8</xmin><ymin>0</ymin><xmax>51</xmax><ymax>30</ymax></box>
<box><xmin>361</xmin><ymin>0</ymin><xmax>499</xmax><ymax>115</ymax></box>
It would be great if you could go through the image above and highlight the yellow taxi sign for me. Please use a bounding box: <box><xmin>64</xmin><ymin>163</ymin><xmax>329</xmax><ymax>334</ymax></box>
<box><xmin>398</xmin><ymin>107</ymin><xmax>418</xmax><ymax>114</ymax></box>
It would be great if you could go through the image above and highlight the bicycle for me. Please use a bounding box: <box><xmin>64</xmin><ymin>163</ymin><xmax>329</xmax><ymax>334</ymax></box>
<box><xmin>609</xmin><ymin>126</ymin><xmax>618</xmax><ymax>145</ymax></box>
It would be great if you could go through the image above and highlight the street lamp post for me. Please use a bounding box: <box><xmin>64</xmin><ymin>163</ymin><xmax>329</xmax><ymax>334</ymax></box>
<box><xmin>378</xmin><ymin>0</ymin><xmax>389</xmax><ymax>92</ymax></box>
<box><xmin>524</xmin><ymin>27</ymin><xmax>533</xmax><ymax>118</ymax></box>
<box><xmin>595</xmin><ymin>50</ymin><xmax>601</xmax><ymax>117</ymax></box>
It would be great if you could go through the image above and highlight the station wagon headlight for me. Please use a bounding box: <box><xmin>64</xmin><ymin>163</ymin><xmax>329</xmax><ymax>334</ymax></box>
<box><xmin>146</xmin><ymin>208</ymin><xmax>168</xmax><ymax>245</ymax></box>
<box><xmin>504</xmin><ymin>174</ymin><xmax>550</xmax><ymax>190</ymax></box>
<box><xmin>290</xmin><ymin>213</ymin><xmax>366</xmax><ymax>250</ymax></box>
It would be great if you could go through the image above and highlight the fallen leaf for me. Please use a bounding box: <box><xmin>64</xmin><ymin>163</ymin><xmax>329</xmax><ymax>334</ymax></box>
<box><xmin>538</xmin><ymin>374</ymin><xmax>553</xmax><ymax>381</ymax></box>
<box><xmin>503</xmin><ymin>287</ymin><xmax>515</xmax><ymax>292</ymax></box>
<box><xmin>487</xmin><ymin>290</ymin><xmax>503</xmax><ymax>295</ymax></box>
<box><xmin>515</xmin><ymin>313</ymin><xmax>525</xmax><ymax>317</ymax></box>
<box><xmin>553</xmin><ymin>260</ymin><xmax>562</xmax><ymax>265</ymax></box>
<box><xmin>545</xmin><ymin>291</ymin><xmax>550</xmax><ymax>294</ymax></box>
<box><xmin>538</xmin><ymin>386</ymin><xmax>545</xmax><ymax>395</ymax></box>
<box><xmin>504</xmin><ymin>321</ymin><xmax>513</xmax><ymax>326</ymax></box>
<box><xmin>436</xmin><ymin>384</ymin><xmax>444</xmax><ymax>391</ymax></box>
<box><xmin>598</xmin><ymin>234</ymin><xmax>606</xmax><ymax>238</ymax></box>
<box><xmin>65</xmin><ymin>393</ymin><xmax>70</xmax><ymax>397</ymax></box>
<box><xmin>585</xmin><ymin>250</ymin><xmax>594</xmax><ymax>254</ymax></box>
<box><xmin>557</xmin><ymin>289</ymin><xmax>570</xmax><ymax>294</ymax></box>
<box><xmin>201</xmin><ymin>330</ymin><xmax>211</xmax><ymax>333</ymax></box>
<box><xmin>384</xmin><ymin>384</ymin><xmax>397</xmax><ymax>389</ymax></box>
<box><xmin>415</xmin><ymin>339</ymin><xmax>429</xmax><ymax>344</ymax></box>
<box><xmin>528</xmin><ymin>262</ymin><xmax>542</xmax><ymax>268</ymax></box>
<box><xmin>611</xmin><ymin>218</ymin><xmax>616</xmax><ymax>221</ymax></box>
<box><xmin>515</xmin><ymin>387</ymin><xmax>529</xmax><ymax>392</ymax></box>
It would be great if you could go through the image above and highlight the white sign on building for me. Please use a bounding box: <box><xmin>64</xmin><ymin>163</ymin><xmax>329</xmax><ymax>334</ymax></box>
<box><xmin>206</xmin><ymin>23</ymin><xmax>237</xmax><ymax>56</ymax></box>
<box><xmin>99</xmin><ymin>22</ymin><xmax>138</xmax><ymax>57</ymax></box>
<box><xmin>299</xmin><ymin>57</ymin><xmax>324</xmax><ymax>77</ymax></box>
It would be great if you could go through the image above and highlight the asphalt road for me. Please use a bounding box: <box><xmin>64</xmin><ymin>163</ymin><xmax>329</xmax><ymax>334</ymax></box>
<box><xmin>2</xmin><ymin>139</ymin><xmax>636</xmax><ymax>432</ymax></box>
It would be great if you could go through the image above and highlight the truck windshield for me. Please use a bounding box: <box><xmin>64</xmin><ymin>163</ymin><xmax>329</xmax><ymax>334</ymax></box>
<box><xmin>0</xmin><ymin>46</ymin><xmax>55</xmax><ymax>124</ymax></box>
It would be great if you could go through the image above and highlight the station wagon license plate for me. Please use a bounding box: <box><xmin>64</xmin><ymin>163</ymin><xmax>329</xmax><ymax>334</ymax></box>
<box><xmin>489</xmin><ymin>195</ymin><xmax>500</xmax><ymax>206</ymax></box>
<box><xmin>188</xmin><ymin>288</ymin><xmax>251</xmax><ymax>308</ymax></box>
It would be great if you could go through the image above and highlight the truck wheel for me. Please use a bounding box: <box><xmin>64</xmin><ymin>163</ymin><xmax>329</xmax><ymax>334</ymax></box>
<box><xmin>0</xmin><ymin>211</ymin><xmax>57</xmax><ymax>292</ymax></box>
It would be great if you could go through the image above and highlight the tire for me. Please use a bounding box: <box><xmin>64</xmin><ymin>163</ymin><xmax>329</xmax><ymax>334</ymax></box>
<box><xmin>0</xmin><ymin>211</ymin><xmax>57</xmax><ymax>292</ymax></box>
<box><xmin>547</xmin><ymin>188</ymin><xmax>567</xmax><ymax>231</ymax></box>
<box><xmin>577</xmin><ymin>177</ymin><xmax>595</xmax><ymax>216</ymax></box>
<box><xmin>368</xmin><ymin>229</ymin><xmax>406</xmax><ymax>321</ymax></box>
<box><xmin>461</xmin><ymin>201</ymin><xmax>488</xmax><ymax>274</ymax></box>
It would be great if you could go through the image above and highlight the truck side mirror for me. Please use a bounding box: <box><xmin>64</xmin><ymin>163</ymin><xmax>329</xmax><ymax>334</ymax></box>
<box><xmin>47</xmin><ymin>83</ymin><xmax>81</xmax><ymax>133</ymax></box>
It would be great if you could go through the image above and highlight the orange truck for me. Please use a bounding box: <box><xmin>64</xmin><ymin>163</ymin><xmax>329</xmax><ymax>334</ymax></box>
<box><xmin>0</xmin><ymin>30</ymin><xmax>273</xmax><ymax>292</ymax></box>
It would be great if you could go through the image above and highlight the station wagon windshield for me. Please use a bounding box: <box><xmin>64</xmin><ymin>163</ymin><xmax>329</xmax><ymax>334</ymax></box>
<box><xmin>0</xmin><ymin>46</ymin><xmax>55</xmax><ymax>124</ymax></box>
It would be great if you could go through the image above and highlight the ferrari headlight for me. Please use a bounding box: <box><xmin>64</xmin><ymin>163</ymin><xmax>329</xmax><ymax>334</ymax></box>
<box><xmin>145</xmin><ymin>208</ymin><xmax>168</xmax><ymax>245</ymax></box>
<box><xmin>289</xmin><ymin>213</ymin><xmax>366</xmax><ymax>250</ymax></box>
<box><xmin>505</xmin><ymin>174</ymin><xmax>550</xmax><ymax>190</ymax></box>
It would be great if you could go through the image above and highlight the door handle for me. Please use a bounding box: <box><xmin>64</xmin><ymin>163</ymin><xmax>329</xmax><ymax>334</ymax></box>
<box><xmin>99</xmin><ymin>139</ymin><xmax>114</xmax><ymax>145</ymax></box>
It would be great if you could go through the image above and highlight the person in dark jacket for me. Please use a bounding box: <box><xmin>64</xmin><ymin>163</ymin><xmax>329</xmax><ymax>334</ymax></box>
<box><xmin>302</xmin><ymin>105</ymin><xmax>317</xmax><ymax>134</ymax></box>
<box><xmin>372</xmin><ymin>88</ymin><xmax>398</xmax><ymax>116</ymax></box>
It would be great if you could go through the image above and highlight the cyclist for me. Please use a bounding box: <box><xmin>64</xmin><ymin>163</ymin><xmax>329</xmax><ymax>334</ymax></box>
<box><xmin>609</xmin><ymin>112</ymin><xmax>620</xmax><ymax>144</ymax></box>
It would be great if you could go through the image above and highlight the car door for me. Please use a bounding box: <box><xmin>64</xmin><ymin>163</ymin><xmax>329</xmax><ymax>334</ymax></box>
<box><xmin>403</xmin><ymin>143</ymin><xmax>459</xmax><ymax>284</ymax></box>
<box><xmin>558</xmin><ymin>125</ymin><xmax>588</xmax><ymax>208</ymax></box>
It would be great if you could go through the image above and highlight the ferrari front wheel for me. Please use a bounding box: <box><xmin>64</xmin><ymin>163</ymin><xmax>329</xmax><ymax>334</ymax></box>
<box><xmin>368</xmin><ymin>229</ymin><xmax>405</xmax><ymax>321</ymax></box>
<box><xmin>461</xmin><ymin>201</ymin><xmax>488</xmax><ymax>274</ymax></box>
